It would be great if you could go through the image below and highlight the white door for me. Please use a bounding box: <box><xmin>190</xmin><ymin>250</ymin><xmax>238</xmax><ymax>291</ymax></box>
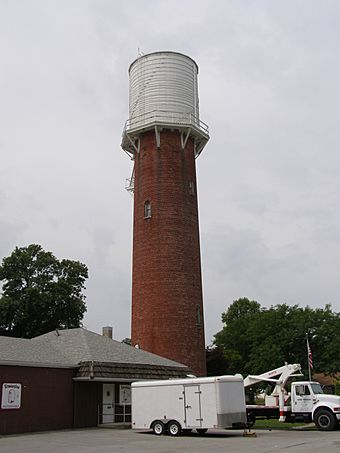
<box><xmin>293</xmin><ymin>384</ymin><xmax>313</xmax><ymax>413</ymax></box>
<box><xmin>184</xmin><ymin>385</ymin><xmax>202</xmax><ymax>428</ymax></box>
<box><xmin>102</xmin><ymin>384</ymin><xmax>115</xmax><ymax>424</ymax></box>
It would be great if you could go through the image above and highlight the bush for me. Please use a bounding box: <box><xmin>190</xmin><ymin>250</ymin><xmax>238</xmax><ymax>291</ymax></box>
<box><xmin>334</xmin><ymin>380</ymin><xmax>340</xmax><ymax>396</ymax></box>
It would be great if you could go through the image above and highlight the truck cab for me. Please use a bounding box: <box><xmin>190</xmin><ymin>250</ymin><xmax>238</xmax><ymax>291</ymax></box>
<box><xmin>291</xmin><ymin>381</ymin><xmax>340</xmax><ymax>430</ymax></box>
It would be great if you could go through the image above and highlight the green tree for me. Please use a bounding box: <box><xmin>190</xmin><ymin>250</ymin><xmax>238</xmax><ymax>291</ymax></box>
<box><xmin>0</xmin><ymin>244</ymin><xmax>88</xmax><ymax>338</ymax></box>
<box><xmin>214</xmin><ymin>298</ymin><xmax>261</xmax><ymax>375</ymax></box>
<box><xmin>334</xmin><ymin>381</ymin><xmax>340</xmax><ymax>396</ymax></box>
<box><xmin>206</xmin><ymin>345</ymin><xmax>230</xmax><ymax>376</ymax></box>
<box><xmin>245</xmin><ymin>304</ymin><xmax>314</xmax><ymax>374</ymax></box>
<box><xmin>214</xmin><ymin>298</ymin><xmax>340</xmax><ymax>377</ymax></box>
<box><xmin>307</xmin><ymin>305</ymin><xmax>340</xmax><ymax>374</ymax></box>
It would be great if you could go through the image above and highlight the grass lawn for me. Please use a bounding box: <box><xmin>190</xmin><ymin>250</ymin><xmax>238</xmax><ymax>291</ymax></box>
<box><xmin>254</xmin><ymin>419</ymin><xmax>316</xmax><ymax>430</ymax></box>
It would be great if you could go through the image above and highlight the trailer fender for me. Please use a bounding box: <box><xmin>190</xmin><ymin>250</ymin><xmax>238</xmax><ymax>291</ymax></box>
<box><xmin>167</xmin><ymin>420</ymin><xmax>182</xmax><ymax>436</ymax></box>
<box><xmin>151</xmin><ymin>420</ymin><xmax>166</xmax><ymax>435</ymax></box>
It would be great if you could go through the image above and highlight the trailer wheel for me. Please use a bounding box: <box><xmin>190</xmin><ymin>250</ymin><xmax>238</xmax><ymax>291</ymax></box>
<box><xmin>196</xmin><ymin>428</ymin><xmax>208</xmax><ymax>435</ymax></box>
<box><xmin>314</xmin><ymin>409</ymin><xmax>336</xmax><ymax>431</ymax></box>
<box><xmin>152</xmin><ymin>420</ymin><xmax>165</xmax><ymax>435</ymax></box>
<box><xmin>168</xmin><ymin>420</ymin><xmax>181</xmax><ymax>436</ymax></box>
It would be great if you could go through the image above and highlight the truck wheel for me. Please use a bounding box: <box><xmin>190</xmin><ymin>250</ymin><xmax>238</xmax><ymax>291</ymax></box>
<box><xmin>196</xmin><ymin>428</ymin><xmax>208</xmax><ymax>435</ymax></box>
<box><xmin>315</xmin><ymin>409</ymin><xmax>336</xmax><ymax>431</ymax></box>
<box><xmin>152</xmin><ymin>420</ymin><xmax>165</xmax><ymax>435</ymax></box>
<box><xmin>168</xmin><ymin>420</ymin><xmax>181</xmax><ymax>436</ymax></box>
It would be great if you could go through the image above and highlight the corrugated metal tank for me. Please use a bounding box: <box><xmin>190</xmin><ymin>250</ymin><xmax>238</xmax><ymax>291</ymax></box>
<box><xmin>128</xmin><ymin>51</ymin><xmax>200</xmax><ymax>129</ymax></box>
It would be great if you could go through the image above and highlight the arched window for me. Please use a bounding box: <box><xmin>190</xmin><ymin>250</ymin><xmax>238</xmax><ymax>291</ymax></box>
<box><xmin>144</xmin><ymin>200</ymin><xmax>152</xmax><ymax>218</ymax></box>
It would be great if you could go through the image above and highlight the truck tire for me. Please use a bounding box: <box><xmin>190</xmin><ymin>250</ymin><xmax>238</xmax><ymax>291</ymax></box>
<box><xmin>314</xmin><ymin>409</ymin><xmax>337</xmax><ymax>431</ymax></box>
<box><xmin>152</xmin><ymin>420</ymin><xmax>165</xmax><ymax>435</ymax></box>
<box><xmin>168</xmin><ymin>420</ymin><xmax>181</xmax><ymax>436</ymax></box>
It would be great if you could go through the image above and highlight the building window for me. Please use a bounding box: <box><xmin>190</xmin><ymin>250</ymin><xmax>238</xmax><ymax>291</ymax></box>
<box><xmin>196</xmin><ymin>305</ymin><xmax>202</xmax><ymax>325</ymax></box>
<box><xmin>189</xmin><ymin>180</ymin><xmax>195</xmax><ymax>195</ymax></box>
<box><xmin>144</xmin><ymin>200</ymin><xmax>152</xmax><ymax>218</ymax></box>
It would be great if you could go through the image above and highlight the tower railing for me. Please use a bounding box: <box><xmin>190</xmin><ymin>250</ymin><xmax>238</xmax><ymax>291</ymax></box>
<box><xmin>122</xmin><ymin>110</ymin><xmax>209</xmax><ymax>136</ymax></box>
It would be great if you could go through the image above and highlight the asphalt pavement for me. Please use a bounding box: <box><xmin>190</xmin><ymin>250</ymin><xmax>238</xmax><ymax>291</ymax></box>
<box><xmin>1</xmin><ymin>427</ymin><xmax>340</xmax><ymax>453</ymax></box>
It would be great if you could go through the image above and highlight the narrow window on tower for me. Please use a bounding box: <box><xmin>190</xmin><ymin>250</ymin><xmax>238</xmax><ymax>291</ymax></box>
<box><xmin>189</xmin><ymin>180</ymin><xmax>195</xmax><ymax>195</ymax></box>
<box><xmin>144</xmin><ymin>200</ymin><xmax>152</xmax><ymax>219</ymax></box>
<box><xmin>196</xmin><ymin>305</ymin><xmax>202</xmax><ymax>326</ymax></box>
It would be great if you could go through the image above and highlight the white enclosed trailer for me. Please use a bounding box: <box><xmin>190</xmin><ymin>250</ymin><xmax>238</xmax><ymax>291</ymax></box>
<box><xmin>131</xmin><ymin>375</ymin><xmax>247</xmax><ymax>436</ymax></box>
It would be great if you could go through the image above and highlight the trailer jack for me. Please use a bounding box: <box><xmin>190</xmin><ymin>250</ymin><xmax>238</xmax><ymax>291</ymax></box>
<box><xmin>243</xmin><ymin>426</ymin><xmax>257</xmax><ymax>438</ymax></box>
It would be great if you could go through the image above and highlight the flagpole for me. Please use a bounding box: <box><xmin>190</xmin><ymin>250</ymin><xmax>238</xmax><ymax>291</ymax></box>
<box><xmin>306</xmin><ymin>332</ymin><xmax>312</xmax><ymax>381</ymax></box>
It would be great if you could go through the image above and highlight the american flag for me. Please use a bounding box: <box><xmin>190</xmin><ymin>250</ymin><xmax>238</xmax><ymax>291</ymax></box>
<box><xmin>307</xmin><ymin>337</ymin><xmax>313</xmax><ymax>370</ymax></box>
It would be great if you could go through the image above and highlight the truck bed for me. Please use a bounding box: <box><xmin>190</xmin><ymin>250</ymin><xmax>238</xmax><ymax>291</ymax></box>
<box><xmin>246</xmin><ymin>404</ymin><xmax>281</xmax><ymax>420</ymax></box>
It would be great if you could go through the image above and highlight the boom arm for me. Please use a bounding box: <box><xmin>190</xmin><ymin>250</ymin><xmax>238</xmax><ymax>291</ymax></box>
<box><xmin>244</xmin><ymin>363</ymin><xmax>303</xmax><ymax>422</ymax></box>
<box><xmin>244</xmin><ymin>363</ymin><xmax>303</xmax><ymax>391</ymax></box>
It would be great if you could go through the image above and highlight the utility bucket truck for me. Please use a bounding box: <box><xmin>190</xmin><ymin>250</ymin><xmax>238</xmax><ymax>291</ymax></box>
<box><xmin>131</xmin><ymin>375</ymin><xmax>247</xmax><ymax>436</ymax></box>
<box><xmin>244</xmin><ymin>363</ymin><xmax>340</xmax><ymax>431</ymax></box>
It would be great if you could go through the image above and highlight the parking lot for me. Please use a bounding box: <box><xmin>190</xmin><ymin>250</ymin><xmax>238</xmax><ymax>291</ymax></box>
<box><xmin>1</xmin><ymin>427</ymin><xmax>340</xmax><ymax>453</ymax></box>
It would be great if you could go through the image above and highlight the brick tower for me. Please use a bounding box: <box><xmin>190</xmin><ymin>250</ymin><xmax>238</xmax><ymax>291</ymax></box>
<box><xmin>121</xmin><ymin>52</ymin><xmax>209</xmax><ymax>376</ymax></box>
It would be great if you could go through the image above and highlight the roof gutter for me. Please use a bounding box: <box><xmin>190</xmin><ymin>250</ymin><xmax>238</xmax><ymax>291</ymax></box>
<box><xmin>0</xmin><ymin>360</ymin><xmax>76</xmax><ymax>369</ymax></box>
<box><xmin>73</xmin><ymin>377</ymin><xmax>143</xmax><ymax>382</ymax></box>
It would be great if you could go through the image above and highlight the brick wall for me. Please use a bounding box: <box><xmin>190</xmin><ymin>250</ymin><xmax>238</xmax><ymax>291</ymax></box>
<box><xmin>131</xmin><ymin>129</ymin><xmax>206</xmax><ymax>376</ymax></box>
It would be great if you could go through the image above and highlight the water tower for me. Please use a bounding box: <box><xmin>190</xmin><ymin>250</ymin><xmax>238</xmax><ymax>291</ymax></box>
<box><xmin>121</xmin><ymin>51</ymin><xmax>209</xmax><ymax>376</ymax></box>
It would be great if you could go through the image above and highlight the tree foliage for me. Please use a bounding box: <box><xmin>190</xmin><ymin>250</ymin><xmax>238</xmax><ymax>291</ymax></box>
<box><xmin>213</xmin><ymin>298</ymin><xmax>340</xmax><ymax>377</ymax></box>
<box><xmin>335</xmin><ymin>381</ymin><xmax>340</xmax><ymax>396</ymax></box>
<box><xmin>206</xmin><ymin>345</ymin><xmax>230</xmax><ymax>377</ymax></box>
<box><xmin>0</xmin><ymin>244</ymin><xmax>88</xmax><ymax>338</ymax></box>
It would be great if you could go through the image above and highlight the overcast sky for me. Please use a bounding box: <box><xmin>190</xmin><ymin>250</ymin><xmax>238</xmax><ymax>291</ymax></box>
<box><xmin>1</xmin><ymin>0</ymin><xmax>339</xmax><ymax>344</ymax></box>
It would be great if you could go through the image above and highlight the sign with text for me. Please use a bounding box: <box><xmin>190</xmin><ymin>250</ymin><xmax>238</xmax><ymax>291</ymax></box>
<box><xmin>1</xmin><ymin>383</ymin><xmax>22</xmax><ymax>409</ymax></box>
<box><xmin>119</xmin><ymin>385</ymin><xmax>131</xmax><ymax>405</ymax></box>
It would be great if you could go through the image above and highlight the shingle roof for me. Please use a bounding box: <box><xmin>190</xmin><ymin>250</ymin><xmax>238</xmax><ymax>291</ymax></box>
<box><xmin>0</xmin><ymin>335</ymin><xmax>71</xmax><ymax>366</ymax></box>
<box><xmin>0</xmin><ymin>328</ymin><xmax>188</xmax><ymax>370</ymax></box>
<box><xmin>77</xmin><ymin>361</ymin><xmax>190</xmax><ymax>380</ymax></box>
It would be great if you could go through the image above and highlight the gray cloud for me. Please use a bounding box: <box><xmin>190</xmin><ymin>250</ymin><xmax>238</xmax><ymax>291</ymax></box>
<box><xmin>1</xmin><ymin>0</ymin><xmax>339</xmax><ymax>343</ymax></box>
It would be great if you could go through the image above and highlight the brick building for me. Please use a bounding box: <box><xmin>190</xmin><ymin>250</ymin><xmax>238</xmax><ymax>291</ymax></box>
<box><xmin>0</xmin><ymin>328</ymin><xmax>190</xmax><ymax>434</ymax></box>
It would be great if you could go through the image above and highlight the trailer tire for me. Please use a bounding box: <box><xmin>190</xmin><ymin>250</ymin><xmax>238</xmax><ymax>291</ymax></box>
<box><xmin>196</xmin><ymin>428</ymin><xmax>208</xmax><ymax>435</ymax></box>
<box><xmin>314</xmin><ymin>409</ymin><xmax>337</xmax><ymax>431</ymax></box>
<box><xmin>168</xmin><ymin>420</ymin><xmax>181</xmax><ymax>436</ymax></box>
<box><xmin>152</xmin><ymin>420</ymin><xmax>165</xmax><ymax>435</ymax></box>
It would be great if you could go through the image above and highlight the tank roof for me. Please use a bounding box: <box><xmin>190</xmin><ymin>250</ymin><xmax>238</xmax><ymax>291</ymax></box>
<box><xmin>128</xmin><ymin>51</ymin><xmax>199</xmax><ymax>74</ymax></box>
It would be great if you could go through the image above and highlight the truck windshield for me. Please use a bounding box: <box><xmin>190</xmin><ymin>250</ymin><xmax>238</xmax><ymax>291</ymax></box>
<box><xmin>310</xmin><ymin>383</ymin><xmax>323</xmax><ymax>394</ymax></box>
